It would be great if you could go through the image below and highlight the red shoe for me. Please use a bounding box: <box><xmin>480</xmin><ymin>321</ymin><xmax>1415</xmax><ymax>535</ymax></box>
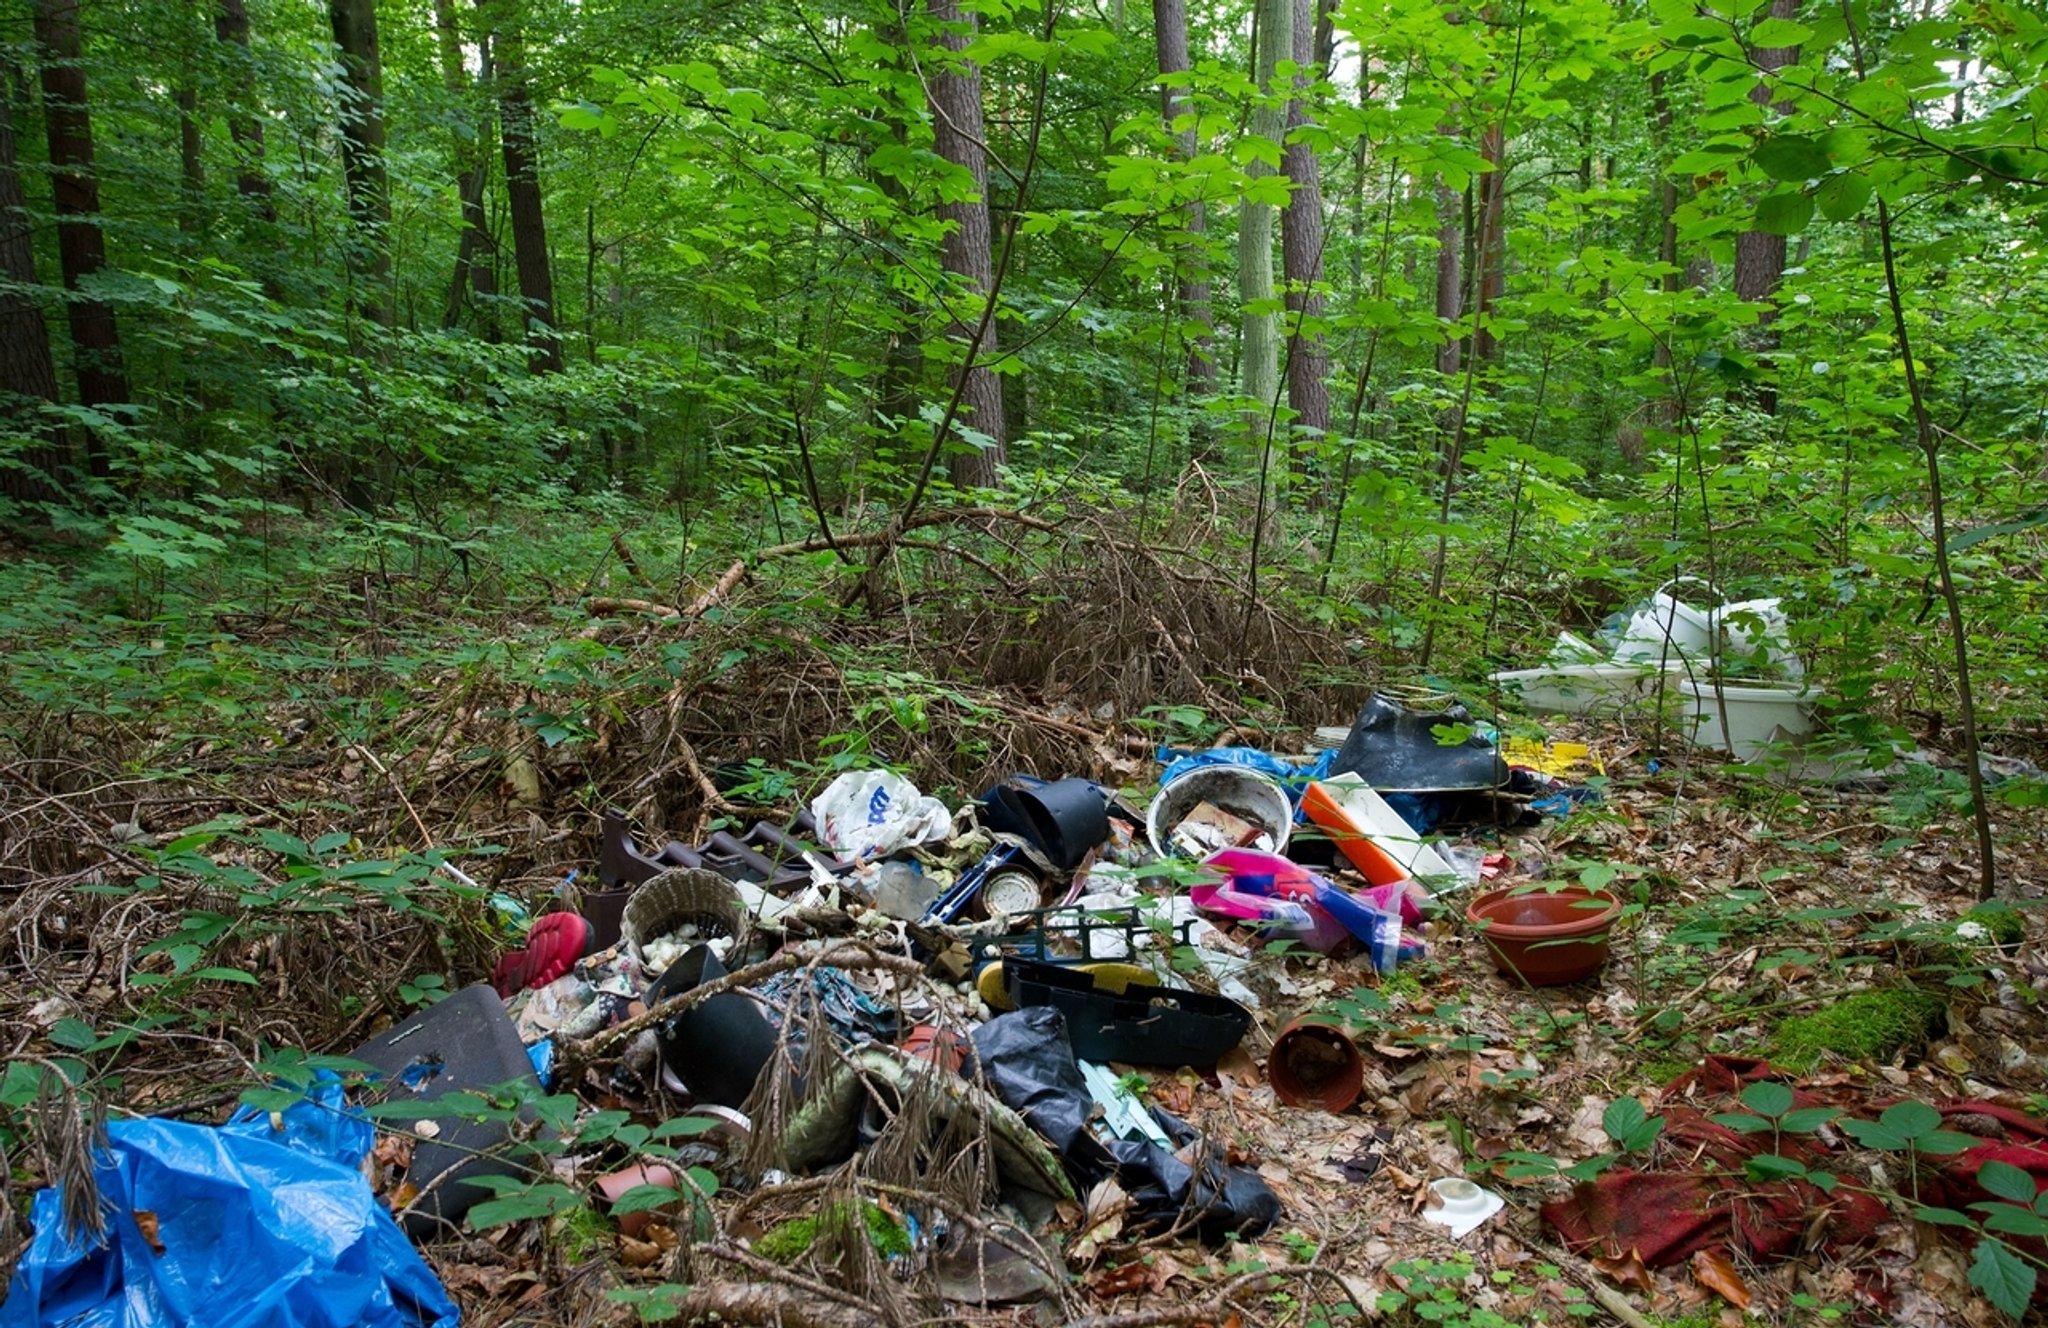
<box><xmin>492</xmin><ymin>913</ymin><xmax>593</xmax><ymax>997</ymax></box>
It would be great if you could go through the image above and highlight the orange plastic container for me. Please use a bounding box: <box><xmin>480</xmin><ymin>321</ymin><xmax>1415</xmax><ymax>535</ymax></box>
<box><xmin>1300</xmin><ymin>782</ymin><xmax>1411</xmax><ymax>885</ymax></box>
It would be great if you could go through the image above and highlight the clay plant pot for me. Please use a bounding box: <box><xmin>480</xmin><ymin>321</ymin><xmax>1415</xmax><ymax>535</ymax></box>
<box><xmin>1465</xmin><ymin>885</ymin><xmax>1622</xmax><ymax>986</ymax></box>
<box><xmin>594</xmin><ymin>1163</ymin><xmax>681</xmax><ymax>1240</ymax></box>
<box><xmin>1268</xmin><ymin>1014</ymin><xmax>1366</xmax><ymax>1112</ymax></box>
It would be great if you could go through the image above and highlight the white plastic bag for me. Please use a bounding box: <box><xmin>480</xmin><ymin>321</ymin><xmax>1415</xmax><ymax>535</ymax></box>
<box><xmin>810</xmin><ymin>769</ymin><xmax>954</xmax><ymax>860</ymax></box>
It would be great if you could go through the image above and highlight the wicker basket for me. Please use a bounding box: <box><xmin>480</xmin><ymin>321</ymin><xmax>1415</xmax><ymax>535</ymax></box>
<box><xmin>620</xmin><ymin>867</ymin><xmax>746</xmax><ymax>968</ymax></box>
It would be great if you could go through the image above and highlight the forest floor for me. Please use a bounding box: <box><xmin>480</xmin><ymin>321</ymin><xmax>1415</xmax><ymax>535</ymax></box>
<box><xmin>5</xmin><ymin>545</ymin><xmax>2047</xmax><ymax>1328</ymax></box>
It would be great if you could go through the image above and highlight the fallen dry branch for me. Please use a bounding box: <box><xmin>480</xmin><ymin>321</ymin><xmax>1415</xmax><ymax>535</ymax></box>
<box><xmin>559</xmin><ymin>941</ymin><xmax>924</xmax><ymax>1078</ymax></box>
<box><xmin>639</xmin><ymin>1281</ymin><xmax>869</xmax><ymax>1328</ymax></box>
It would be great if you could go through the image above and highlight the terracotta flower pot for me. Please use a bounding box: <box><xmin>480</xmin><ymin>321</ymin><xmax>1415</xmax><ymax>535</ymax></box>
<box><xmin>1465</xmin><ymin>885</ymin><xmax>1622</xmax><ymax>986</ymax></box>
<box><xmin>1268</xmin><ymin>1014</ymin><xmax>1367</xmax><ymax>1112</ymax></box>
<box><xmin>594</xmin><ymin>1162</ymin><xmax>680</xmax><ymax>1240</ymax></box>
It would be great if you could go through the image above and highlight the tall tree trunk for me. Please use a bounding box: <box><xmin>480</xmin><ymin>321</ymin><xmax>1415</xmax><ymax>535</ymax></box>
<box><xmin>1280</xmin><ymin>0</ymin><xmax>1328</xmax><ymax>439</ymax></box>
<box><xmin>1731</xmin><ymin>0</ymin><xmax>1801</xmax><ymax>414</ymax></box>
<box><xmin>1239</xmin><ymin>0</ymin><xmax>1287</xmax><ymax>447</ymax></box>
<box><xmin>214</xmin><ymin>0</ymin><xmax>274</xmax><ymax>220</ymax></box>
<box><xmin>484</xmin><ymin>0</ymin><xmax>560</xmax><ymax>371</ymax></box>
<box><xmin>434</xmin><ymin>0</ymin><xmax>498</xmax><ymax>333</ymax></box>
<box><xmin>924</xmin><ymin>0</ymin><xmax>1005</xmax><ymax>485</ymax></box>
<box><xmin>1433</xmin><ymin>190</ymin><xmax>1462</xmax><ymax>381</ymax></box>
<box><xmin>1471</xmin><ymin>121</ymin><xmax>1506</xmax><ymax>364</ymax></box>
<box><xmin>329</xmin><ymin>0</ymin><xmax>393</xmax><ymax>329</ymax></box>
<box><xmin>0</xmin><ymin>60</ymin><xmax>65</xmax><ymax>503</ymax></box>
<box><xmin>176</xmin><ymin>84</ymin><xmax>204</xmax><ymax>236</ymax></box>
<box><xmin>1151</xmin><ymin>0</ymin><xmax>1214</xmax><ymax>397</ymax></box>
<box><xmin>33</xmin><ymin>0</ymin><xmax>127</xmax><ymax>478</ymax></box>
<box><xmin>1648</xmin><ymin>68</ymin><xmax>1683</xmax><ymax>429</ymax></box>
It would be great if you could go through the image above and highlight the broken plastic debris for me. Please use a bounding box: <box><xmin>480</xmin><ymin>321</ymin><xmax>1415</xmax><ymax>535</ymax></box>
<box><xmin>1422</xmin><ymin>1176</ymin><xmax>1504</xmax><ymax>1237</ymax></box>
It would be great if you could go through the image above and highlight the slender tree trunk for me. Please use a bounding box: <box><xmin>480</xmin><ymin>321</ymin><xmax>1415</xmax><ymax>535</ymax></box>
<box><xmin>1151</xmin><ymin>0</ymin><xmax>1214</xmax><ymax>398</ymax></box>
<box><xmin>924</xmin><ymin>0</ymin><xmax>1005</xmax><ymax>484</ymax></box>
<box><xmin>1732</xmin><ymin>0</ymin><xmax>1801</xmax><ymax>414</ymax></box>
<box><xmin>176</xmin><ymin>84</ymin><xmax>204</xmax><ymax>236</ymax></box>
<box><xmin>1280</xmin><ymin>0</ymin><xmax>1328</xmax><ymax>439</ymax></box>
<box><xmin>434</xmin><ymin>0</ymin><xmax>499</xmax><ymax>333</ymax></box>
<box><xmin>33</xmin><ymin>0</ymin><xmax>127</xmax><ymax>478</ymax></box>
<box><xmin>329</xmin><ymin>0</ymin><xmax>393</xmax><ymax>329</ymax></box>
<box><xmin>1239</xmin><ymin>0</ymin><xmax>1287</xmax><ymax>447</ymax></box>
<box><xmin>484</xmin><ymin>0</ymin><xmax>560</xmax><ymax>371</ymax></box>
<box><xmin>1647</xmin><ymin>69</ymin><xmax>1683</xmax><ymax>428</ymax></box>
<box><xmin>0</xmin><ymin>61</ymin><xmax>65</xmax><ymax>503</ymax></box>
<box><xmin>1433</xmin><ymin>178</ymin><xmax>1461</xmax><ymax>377</ymax></box>
<box><xmin>1471</xmin><ymin>121</ymin><xmax>1505</xmax><ymax>364</ymax></box>
<box><xmin>214</xmin><ymin>0</ymin><xmax>274</xmax><ymax>220</ymax></box>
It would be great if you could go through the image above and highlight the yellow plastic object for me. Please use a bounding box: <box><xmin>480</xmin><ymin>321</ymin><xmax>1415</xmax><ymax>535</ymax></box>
<box><xmin>977</xmin><ymin>963</ymin><xmax>1013</xmax><ymax>1011</ymax></box>
<box><xmin>1500</xmin><ymin>737</ymin><xmax>1602</xmax><ymax>779</ymax></box>
<box><xmin>977</xmin><ymin>959</ymin><xmax>1154</xmax><ymax>1012</ymax></box>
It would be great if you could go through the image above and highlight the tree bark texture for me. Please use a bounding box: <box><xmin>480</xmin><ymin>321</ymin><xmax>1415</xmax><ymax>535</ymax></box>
<box><xmin>176</xmin><ymin>84</ymin><xmax>204</xmax><ymax>235</ymax></box>
<box><xmin>1238</xmin><ymin>0</ymin><xmax>1287</xmax><ymax>444</ymax></box>
<box><xmin>1151</xmin><ymin>0</ymin><xmax>1214</xmax><ymax>395</ymax></box>
<box><xmin>485</xmin><ymin>0</ymin><xmax>561</xmax><ymax>371</ymax></box>
<box><xmin>214</xmin><ymin>0</ymin><xmax>274</xmax><ymax>220</ymax></box>
<box><xmin>0</xmin><ymin>61</ymin><xmax>65</xmax><ymax>502</ymax></box>
<box><xmin>1433</xmin><ymin>176</ymin><xmax>1461</xmax><ymax>377</ymax></box>
<box><xmin>1280</xmin><ymin>0</ymin><xmax>1328</xmax><ymax>437</ymax></box>
<box><xmin>434</xmin><ymin>0</ymin><xmax>498</xmax><ymax>334</ymax></box>
<box><xmin>1732</xmin><ymin>0</ymin><xmax>1801</xmax><ymax>413</ymax></box>
<box><xmin>1471</xmin><ymin>120</ymin><xmax>1505</xmax><ymax>364</ymax></box>
<box><xmin>329</xmin><ymin>0</ymin><xmax>393</xmax><ymax>328</ymax></box>
<box><xmin>33</xmin><ymin>0</ymin><xmax>128</xmax><ymax>475</ymax></box>
<box><xmin>924</xmin><ymin>0</ymin><xmax>1006</xmax><ymax>485</ymax></box>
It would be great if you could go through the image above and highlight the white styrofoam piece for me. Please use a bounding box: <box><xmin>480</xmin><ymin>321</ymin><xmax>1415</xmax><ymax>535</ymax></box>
<box><xmin>1316</xmin><ymin>773</ymin><xmax>1458</xmax><ymax>885</ymax></box>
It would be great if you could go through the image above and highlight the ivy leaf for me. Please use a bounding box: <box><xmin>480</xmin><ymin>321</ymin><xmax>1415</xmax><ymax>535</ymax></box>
<box><xmin>1711</xmin><ymin>1112</ymin><xmax>1777</xmax><ymax>1135</ymax></box>
<box><xmin>467</xmin><ymin>1182</ymin><xmax>583</xmax><ymax>1229</ymax></box>
<box><xmin>607</xmin><ymin>1182</ymin><xmax>683</xmax><ymax>1216</ymax></box>
<box><xmin>1969</xmin><ymin>1237</ymin><xmax>2036</xmax><ymax>1320</ymax></box>
<box><xmin>1919</xmin><ymin>1129</ymin><xmax>1981</xmax><ymax>1156</ymax></box>
<box><xmin>1780</xmin><ymin>1107</ymin><xmax>1842</xmax><ymax>1133</ymax></box>
<box><xmin>1747</xmin><ymin>1153</ymin><xmax>1809</xmax><ymax>1183</ymax></box>
<box><xmin>1740</xmin><ymin>1081</ymin><xmax>1796</xmax><ymax>1118</ymax></box>
<box><xmin>1979</xmin><ymin>1160</ymin><xmax>2040</xmax><ymax>1206</ymax></box>
<box><xmin>1880</xmin><ymin>1101</ymin><xmax>1943</xmax><ymax>1140</ymax></box>
<box><xmin>1839</xmin><ymin>1117</ymin><xmax>1907</xmax><ymax>1151</ymax></box>
<box><xmin>1754</xmin><ymin>134</ymin><xmax>1831</xmax><ymax>181</ymax></box>
<box><xmin>1749</xmin><ymin>17</ymin><xmax>1814</xmax><ymax>46</ymax></box>
<box><xmin>1604</xmin><ymin>1096</ymin><xmax>1645</xmax><ymax>1143</ymax></box>
<box><xmin>49</xmin><ymin>1018</ymin><xmax>100</xmax><ymax>1051</ymax></box>
<box><xmin>190</xmin><ymin>967</ymin><xmax>258</xmax><ymax>985</ymax></box>
<box><xmin>1915</xmin><ymin>1205</ymin><xmax>1977</xmax><ymax>1227</ymax></box>
<box><xmin>1976</xmin><ymin>1206</ymin><xmax>2048</xmax><ymax>1238</ymax></box>
<box><xmin>1814</xmin><ymin>171</ymin><xmax>1872</xmax><ymax>221</ymax></box>
<box><xmin>1754</xmin><ymin>190</ymin><xmax>1815</xmax><ymax>236</ymax></box>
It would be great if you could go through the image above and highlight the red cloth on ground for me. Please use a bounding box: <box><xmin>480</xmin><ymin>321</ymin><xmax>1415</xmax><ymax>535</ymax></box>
<box><xmin>1541</xmin><ymin>1057</ymin><xmax>1885</xmax><ymax>1267</ymax></box>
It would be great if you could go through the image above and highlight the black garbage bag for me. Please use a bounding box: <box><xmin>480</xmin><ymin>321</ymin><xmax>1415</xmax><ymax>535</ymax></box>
<box><xmin>1328</xmin><ymin>693</ymin><xmax>1508</xmax><ymax>793</ymax></box>
<box><xmin>971</xmin><ymin>1008</ymin><xmax>1280</xmax><ymax>1242</ymax></box>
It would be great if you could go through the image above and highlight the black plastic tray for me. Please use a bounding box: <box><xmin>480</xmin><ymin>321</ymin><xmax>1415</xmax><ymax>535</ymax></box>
<box><xmin>1003</xmin><ymin>957</ymin><xmax>1250</xmax><ymax>1068</ymax></box>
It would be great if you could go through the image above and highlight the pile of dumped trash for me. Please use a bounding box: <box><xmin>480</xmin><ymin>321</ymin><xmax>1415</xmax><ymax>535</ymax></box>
<box><xmin>2</xmin><ymin>689</ymin><xmax>1608</xmax><ymax>1327</ymax></box>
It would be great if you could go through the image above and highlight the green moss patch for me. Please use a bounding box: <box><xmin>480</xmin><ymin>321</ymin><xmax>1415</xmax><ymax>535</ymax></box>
<box><xmin>755</xmin><ymin>1201</ymin><xmax>909</xmax><ymax>1265</ymax></box>
<box><xmin>1770</xmin><ymin>988</ymin><xmax>1946</xmax><ymax>1073</ymax></box>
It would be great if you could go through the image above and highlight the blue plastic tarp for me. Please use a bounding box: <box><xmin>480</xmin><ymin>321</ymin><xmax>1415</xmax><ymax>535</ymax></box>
<box><xmin>0</xmin><ymin>1075</ymin><xmax>458</xmax><ymax>1328</ymax></box>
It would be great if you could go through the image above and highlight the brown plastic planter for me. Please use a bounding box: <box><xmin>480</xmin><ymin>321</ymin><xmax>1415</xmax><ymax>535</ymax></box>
<box><xmin>1268</xmin><ymin>1014</ymin><xmax>1366</xmax><ymax>1112</ymax></box>
<box><xmin>1465</xmin><ymin>885</ymin><xmax>1622</xmax><ymax>986</ymax></box>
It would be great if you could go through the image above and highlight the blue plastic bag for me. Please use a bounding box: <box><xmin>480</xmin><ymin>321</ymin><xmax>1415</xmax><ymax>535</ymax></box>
<box><xmin>1154</xmin><ymin>746</ymin><xmax>1336</xmax><ymax>811</ymax></box>
<box><xmin>0</xmin><ymin>1074</ymin><xmax>459</xmax><ymax>1328</ymax></box>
